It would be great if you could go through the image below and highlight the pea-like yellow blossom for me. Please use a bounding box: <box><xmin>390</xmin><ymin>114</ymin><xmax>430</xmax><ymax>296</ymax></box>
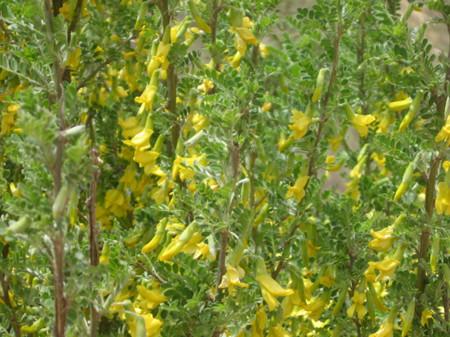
<box><xmin>289</xmin><ymin>109</ymin><xmax>312</xmax><ymax>139</ymax></box>
<box><xmin>352</xmin><ymin>113</ymin><xmax>376</xmax><ymax>138</ymax></box>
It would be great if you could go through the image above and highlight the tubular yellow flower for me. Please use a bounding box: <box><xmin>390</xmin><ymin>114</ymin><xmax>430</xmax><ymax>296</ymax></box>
<box><xmin>141</xmin><ymin>219</ymin><xmax>167</xmax><ymax>254</ymax></box>
<box><xmin>137</xmin><ymin>285</ymin><xmax>167</xmax><ymax>309</ymax></box>
<box><xmin>398</xmin><ymin>92</ymin><xmax>423</xmax><ymax>132</ymax></box>
<box><xmin>286</xmin><ymin>175</ymin><xmax>309</xmax><ymax>203</ymax></box>
<box><xmin>219</xmin><ymin>264</ymin><xmax>249</xmax><ymax>290</ymax></box>
<box><xmin>119</xmin><ymin>117</ymin><xmax>141</xmax><ymax>139</ymax></box>
<box><xmin>371</xmin><ymin>152</ymin><xmax>388</xmax><ymax>175</ymax></box>
<box><xmin>303</xmin><ymin>293</ymin><xmax>330</xmax><ymax>321</ymax></box>
<box><xmin>328</xmin><ymin>134</ymin><xmax>343</xmax><ymax>151</ymax></box>
<box><xmin>420</xmin><ymin>308</ymin><xmax>433</xmax><ymax>326</ymax></box>
<box><xmin>369</xmin><ymin>317</ymin><xmax>394</xmax><ymax>337</ymax></box>
<box><xmin>66</xmin><ymin>47</ymin><xmax>81</xmax><ymax>70</ymax></box>
<box><xmin>289</xmin><ymin>109</ymin><xmax>312</xmax><ymax>139</ymax></box>
<box><xmin>435</xmin><ymin>182</ymin><xmax>450</xmax><ymax>215</ymax></box>
<box><xmin>197</xmin><ymin>79</ymin><xmax>214</xmax><ymax>94</ymax></box>
<box><xmin>443</xmin><ymin>160</ymin><xmax>450</xmax><ymax>172</ymax></box>
<box><xmin>325</xmin><ymin>155</ymin><xmax>341</xmax><ymax>172</ymax></box>
<box><xmin>368</xmin><ymin>225</ymin><xmax>395</xmax><ymax>252</ymax></box>
<box><xmin>20</xmin><ymin>319</ymin><xmax>44</xmax><ymax>334</ymax></box>
<box><xmin>158</xmin><ymin>222</ymin><xmax>198</xmax><ymax>262</ymax></box>
<box><xmin>251</xmin><ymin>307</ymin><xmax>267</xmax><ymax>337</ymax></box>
<box><xmin>99</xmin><ymin>243</ymin><xmax>110</xmax><ymax>265</ymax></box>
<box><xmin>234</xmin><ymin>27</ymin><xmax>257</xmax><ymax>45</ymax></box>
<box><xmin>347</xmin><ymin>290</ymin><xmax>367</xmax><ymax>320</ymax></box>
<box><xmin>259</xmin><ymin>42</ymin><xmax>269</xmax><ymax>58</ymax></box>
<box><xmin>388</xmin><ymin>96</ymin><xmax>412</xmax><ymax>112</ymax></box>
<box><xmin>126</xmin><ymin>114</ymin><xmax>154</xmax><ymax>150</ymax></box>
<box><xmin>255</xmin><ymin>259</ymin><xmax>293</xmax><ymax>310</ymax></box>
<box><xmin>350</xmin><ymin>155</ymin><xmax>367</xmax><ymax>179</ymax></box>
<box><xmin>401</xmin><ymin>299</ymin><xmax>415</xmax><ymax>337</ymax></box>
<box><xmin>143</xmin><ymin>314</ymin><xmax>163</xmax><ymax>337</ymax></box>
<box><xmin>367</xmin><ymin>256</ymin><xmax>400</xmax><ymax>281</ymax></box>
<box><xmin>1</xmin><ymin>104</ymin><xmax>19</xmax><ymax>135</ymax></box>
<box><xmin>261</xmin><ymin>101</ymin><xmax>272</xmax><ymax>112</ymax></box>
<box><xmin>394</xmin><ymin>161</ymin><xmax>415</xmax><ymax>201</ymax></box>
<box><xmin>311</xmin><ymin>68</ymin><xmax>328</xmax><ymax>103</ymax></box>
<box><xmin>352</xmin><ymin>113</ymin><xmax>376</xmax><ymax>138</ymax></box>
<box><xmin>269</xmin><ymin>324</ymin><xmax>291</xmax><ymax>337</ymax></box>
<box><xmin>376</xmin><ymin>110</ymin><xmax>394</xmax><ymax>133</ymax></box>
<box><xmin>135</xmin><ymin>83</ymin><xmax>158</xmax><ymax>113</ymax></box>
<box><xmin>435</xmin><ymin>116</ymin><xmax>450</xmax><ymax>146</ymax></box>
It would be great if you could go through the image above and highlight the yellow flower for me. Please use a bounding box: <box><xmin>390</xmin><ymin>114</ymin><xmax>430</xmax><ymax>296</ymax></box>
<box><xmin>251</xmin><ymin>307</ymin><xmax>267</xmax><ymax>337</ymax></box>
<box><xmin>435</xmin><ymin>116</ymin><xmax>450</xmax><ymax>146</ymax></box>
<box><xmin>420</xmin><ymin>308</ymin><xmax>433</xmax><ymax>326</ymax></box>
<box><xmin>286</xmin><ymin>175</ymin><xmax>309</xmax><ymax>203</ymax></box>
<box><xmin>328</xmin><ymin>135</ymin><xmax>343</xmax><ymax>151</ymax></box>
<box><xmin>227</xmin><ymin>51</ymin><xmax>243</xmax><ymax>69</ymax></box>
<box><xmin>99</xmin><ymin>243</ymin><xmax>110</xmax><ymax>265</ymax></box>
<box><xmin>369</xmin><ymin>317</ymin><xmax>394</xmax><ymax>337</ymax></box>
<box><xmin>261</xmin><ymin>101</ymin><xmax>272</xmax><ymax>112</ymax></box>
<box><xmin>376</xmin><ymin>110</ymin><xmax>394</xmax><ymax>133</ymax></box>
<box><xmin>127</xmin><ymin>313</ymin><xmax>163</xmax><ymax>337</ymax></box>
<box><xmin>20</xmin><ymin>319</ymin><xmax>44</xmax><ymax>334</ymax></box>
<box><xmin>219</xmin><ymin>264</ymin><xmax>249</xmax><ymax>291</ymax></box>
<box><xmin>352</xmin><ymin>114</ymin><xmax>376</xmax><ymax>138</ymax></box>
<box><xmin>1</xmin><ymin>104</ymin><xmax>19</xmax><ymax>135</ymax></box>
<box><xmin>259</xmin><ymin>42</ymin><xmax>269</xmax><ymax>58</ymax></box>
<box><xmin>9</xmin><ymin>183</ymin><xmax>21</xmax><ymax>197</ymax></box>
<box><xmin>143</xmin><ymin>314</ymin><xmax>163</xmax><ymax>337</ymax></box>
<box><xmin>371</xmin><ymin>152</ymin><xmax>388</xmax><ymax>175</ymax></box>
<box><xmin>135</xmin><ymin>83</ymin><xmax>158</xmax><ymax>112</ymax></box>
<box><xmin>388</xmin><ymin>95</ymin><xmax>412</xmax><ymax>112</ymax></box>
<box><xmin>104</xmin><ymin>189</ymin><xmax>130</xmax><ymax>218</ymax></box>
<box><xmin>318</xmin><ymin>267</ymin><xmax>336</xmax><ymax>287</ymax></box>
<box><xmin>303</xmin><ymin>294</ymin><xmax>330</xmax><ymax>320</ymax></box>
<box><xmin>325</xmin><ymin>155</ymin><xmax>341</xmax><ymax>172</ymax></box>
<box><xmin>269</xmin><ymin>324</ymin><xmax>291</xmax><ymax>337</ymax></box>
<box><xmin>277</xmin><ymin>134</ymin><xmax>292</xmax><ymax>152</ymax></box>
<box><xmin>234</xmin><ymin>27</ymin><xmax>257</xmax><ymax>45</ymax></box>
<box><xmin>66</xmin><ymin>47</ymin><xmax>81</xmax><ymax>70</ymax></box>
<box><xmin>367</xmin><ymin>257</ymin><xmax>400</xmax><ymax>281</ymax></box>
<box><xmin>256</xmin><ymin>259</ymin><xmax>294</xmax><ymax>311</ymax></box>
<box><xmin>443</xmin><ymin>160</ymin><xmax>450</xmax><ymax>172</ymax></box>
<box><xmin>345</xmin><ymin>178</ymin><xmax>361</xmax><ymax>201</ymax></box>
<box><xmin>137</xmin><ymin>285</ymin><xmax>167</xmax><ymax>309</ymax></box>
<box><xmin>118</xmin><ymin>117</ymin><xmax>141</xmax><ymax>139</ymax></box>
<box><xmin>369</xmin><ymin>225</ymin><xmax>395</xmax><ymax>252</ymax></box>
<box><xmin>197</xmin><ymin>79</ymin><xmax>214</xmax><ymax>94</ymax></box>
<box><xmin>347</xmin><ymin>290</ymin><xmax>367</xmax><ymax>320</ymax></box>
<box><xmin>158</xmin><ymin>222</ymin><xmax>198</xmax><ymax>262</ymax></box>
<box><xmin>349</xmin><ymin>156</ymin><xmax>367</xmax><ymax>179</ymax></box>
<box><xmin>192</xmin><ymin>113</ymin><xmax>208</xmax><ymax>132</ymax></box>
<box><xmin>289</xmin><ymin>109</ymin><xmax>312</xmax><ymax>139</ymax></box>
<box><xmin>435</xmin><ymin>182</ymin><xmax>450</xmax><ymax>216</ymax></box>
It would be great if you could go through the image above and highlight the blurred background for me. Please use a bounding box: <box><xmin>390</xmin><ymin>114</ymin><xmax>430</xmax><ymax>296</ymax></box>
<box><xmin>278</xmin><ymin>0</ymin><xmax>449</xmax><ymax>55</ymax></box>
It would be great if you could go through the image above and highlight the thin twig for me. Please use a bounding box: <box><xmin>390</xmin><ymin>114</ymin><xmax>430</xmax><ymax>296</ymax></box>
<box><xmin>415</xmin><ymin>155</ymin><xmax>442</xmax><ymax>319</ymax></box>
<box><xmin>43</xmin><ymin>1</ymin><xmax>68</xmax><ymax>336</ymax></box>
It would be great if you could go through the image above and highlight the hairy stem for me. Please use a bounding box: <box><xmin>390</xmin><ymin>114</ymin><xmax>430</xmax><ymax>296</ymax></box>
<box><xmin>156</xmin><ymin>0</ymin><xmax>179</xmax><ymax>154</ymax></box>
<box><xmin>43</xmin><ymin>1</ymin><xmax>68</xmax><ymax>336</ymax></box>
<box><xmin>415</xmin><ymin>155</ymin><xmax>441</xmax><ymax>319</ymax></box>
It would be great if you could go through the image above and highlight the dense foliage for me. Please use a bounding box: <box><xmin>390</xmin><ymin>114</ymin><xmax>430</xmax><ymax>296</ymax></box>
<box><xmin>0</xmin><ymin>0</ymin><xmax>449</xmax><ymax>336</ymax></box>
